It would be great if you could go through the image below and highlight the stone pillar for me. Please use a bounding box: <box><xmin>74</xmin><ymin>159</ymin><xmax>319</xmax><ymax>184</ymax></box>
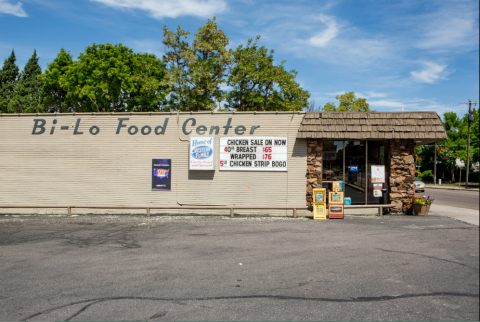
<box><xmin>389</xmin><ymin>139</ymin><xmax>416</xmax><ymax>213</ymax></box>
<box><xmin>306</xmin><ymin>139</ymin><xmax>323</xmax><ymax>206</ymax></box>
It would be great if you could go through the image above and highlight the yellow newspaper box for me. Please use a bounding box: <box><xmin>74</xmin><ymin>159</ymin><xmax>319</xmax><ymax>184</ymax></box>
<box><xmin>313</xmin><ymin>188</ymin><xmax>326</xmax><ymax>203</ymax></box>
<box><xmin>313</xmin><ymin>203</ymin><xmax>327</xmax><ymax>220</ymax></box>
<box><xmin>313</xmin><ymin>188</ymin><xmax>327</xmax><ymax>220</ymax></box>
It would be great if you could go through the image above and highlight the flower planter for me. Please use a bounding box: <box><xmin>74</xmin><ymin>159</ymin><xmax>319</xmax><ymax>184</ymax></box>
<box><xmin>426</xmin><ymin>204</ymin><xmax>431</xmax><ymax>213</ymax></box>
<box><xmin>413</xmin><ymin>204</ymin><xmax>429</xmax><ymax>215</ymax></box>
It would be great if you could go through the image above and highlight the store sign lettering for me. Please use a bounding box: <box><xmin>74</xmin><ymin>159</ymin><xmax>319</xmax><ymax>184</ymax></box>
<box><xmin>31</xmin><ymin>117</ymin><xmax>260</xmax><ymax>136</ymax></box>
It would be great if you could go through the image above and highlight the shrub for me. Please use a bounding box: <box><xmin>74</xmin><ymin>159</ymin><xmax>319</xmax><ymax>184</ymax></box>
<box><xmin>419</xmin><ymin>170</ymin><xmax>434</xmax><ymax>182</ymax></box>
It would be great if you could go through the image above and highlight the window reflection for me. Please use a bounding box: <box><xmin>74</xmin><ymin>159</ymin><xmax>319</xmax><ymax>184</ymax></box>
<box><xmin>344</xmin><ymin>141</ymin><xmax>366</xmax><ymax>205</ymax></box>
<box><xmin>367</xmin><ymin>141</ymin><xmax>387</xmax><ymax>205</ymax></box>
<box><xmin>322</xmin><ymin>141</ymin><xmax>344</xmax><ymax>182</ymax></box>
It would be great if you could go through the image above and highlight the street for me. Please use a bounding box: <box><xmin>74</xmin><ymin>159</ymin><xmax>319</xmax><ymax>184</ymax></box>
<box><xmin>0</xmin><ymin>214</ymin><xmax>478</xmax><ymax>321</ymax></box>
<box><xmin>417</xmin><ymin>188</ymin><xmax>479</xmax><ymax>211</ymax></box>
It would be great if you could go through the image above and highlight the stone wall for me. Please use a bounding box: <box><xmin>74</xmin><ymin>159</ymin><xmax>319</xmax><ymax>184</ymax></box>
<box><xmin>306</xmin><ymin>139</ymin><xmax>323</xmax><ymax>206</ymax></box>
<box><xmin>389</xmin><ymin>139</ymin><xmax>416</xmax><ymax>213</ymax></box>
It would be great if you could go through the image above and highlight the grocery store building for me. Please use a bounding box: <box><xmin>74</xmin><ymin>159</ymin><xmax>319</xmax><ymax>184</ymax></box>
<box><xmin>0</xmin><ymin>111</ymin><xmax>447</xmax><ymax>216</ymax></box>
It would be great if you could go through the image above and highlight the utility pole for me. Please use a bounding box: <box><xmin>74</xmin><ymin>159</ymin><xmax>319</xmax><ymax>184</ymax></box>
<box><xmin>434</xmin><ymin>142</ymin><xmax>437</xmax><ymax>185</ymax></box>
<box><xmin>459</xmin><ymin>100</ymin><xmax>478</xmax><ymax>189</ymax></box>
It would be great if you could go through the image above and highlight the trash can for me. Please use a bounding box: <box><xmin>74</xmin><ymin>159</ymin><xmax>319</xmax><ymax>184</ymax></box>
<box><xmin>381</xmin><ymin>189</ymin><xmax>388</xmax><ymax>214</ymax></box>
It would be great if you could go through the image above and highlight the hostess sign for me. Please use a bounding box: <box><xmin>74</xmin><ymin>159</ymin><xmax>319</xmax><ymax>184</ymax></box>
<box><xmin>189</xmin><ymin>137</ymin><xmax>215</xmax><ymax>170</ymax></box>
<box><xmin>219</xmin><ymin>137</ymin><xmax>288</xmax><ymax>171</ymax></box>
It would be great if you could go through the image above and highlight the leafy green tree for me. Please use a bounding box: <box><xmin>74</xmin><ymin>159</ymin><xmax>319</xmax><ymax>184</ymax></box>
<box><xmin>442</xmin><ymin>111</ymin><xmax>466</xmax><ymax>182</ymax></box>
<box><xmin>60</xmin><ymin>43</ymin><xmax>168</xmax><ymax>112</ymax></box>
<box><xmin>40</xmin><ymin>48</ymin><xmax>83</xmax><ymax>113</ymax></box>
<box><xmin>190</xmin><ymin>17</ymin><xmax>232</xmax><ymax>110</ymax></box>
<box><xmin>226</xmin><ymin>36</ymin><xmax>309</xmax><ymax>111</ymax></box>
<box><xmin>471</xmin><ymin>107</ymin><xmax>479</xmax><ymax>163</ymax></box>
<box><xmin>163</xmin><ymin>17</ymin><xmax>232</xmax><ymax>111</ymax></box>
<box><xmin>8</xmin><ymin>50</ymin><xmax>43</xmax><ymax>113</ymax></box>
<box><xmin>419</xmin><ymin>109</ymin><xmax>479</xmax><ymax>183</ymax></box>
<box><xmin>0</xmin><ymin>50</ymin><xmax>20</xmax><ymax>113</ymax></box>
<box><xmin>322</xmin><ymin>92</ymin><xmax>373</xmax><ymax>112</ymax></box>
<box><xmin>162</xmin><ymin>25</ymin><xmax>194</xmax><ymax>111</ymax></box>
<box><xmin>128</xmin><ymin>53</ymin><xmax>170</xmax><ymax>112</ymax></box>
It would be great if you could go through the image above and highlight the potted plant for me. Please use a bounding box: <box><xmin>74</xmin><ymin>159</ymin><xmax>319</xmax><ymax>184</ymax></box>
<box><xmin>424</xmin><ymin>196</ymin><xmax>435</xmax><ymax>213</ymax></box>
<box><xmin>411</xmin><ymin>197</ymin><xmax>429</xmax><ymax>215</ymax></box>
<box><xmin>437</xmin><ymin>147</ymin><xmax>451</xmax><ymax>160</ymax></box>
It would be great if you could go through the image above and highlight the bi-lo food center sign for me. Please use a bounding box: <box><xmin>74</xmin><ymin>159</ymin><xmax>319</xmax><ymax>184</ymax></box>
<box><xmin>0</xmin><ymin>111</ymin><xmax>447</xmax><ymax>216</ymax></box>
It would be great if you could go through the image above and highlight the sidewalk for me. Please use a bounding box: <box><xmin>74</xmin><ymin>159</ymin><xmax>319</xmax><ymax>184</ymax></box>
<box><xmin>429</xmin><ymin>204</ymin><xmax>479</xmax><ymax>226</ymax></box>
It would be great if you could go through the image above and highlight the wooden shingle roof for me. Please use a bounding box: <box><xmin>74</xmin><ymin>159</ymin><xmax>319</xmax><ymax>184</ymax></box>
<box><xmin>297</xmin><ymin>112</ymin><xmax>448</xmax><ymax>144</ymax></box>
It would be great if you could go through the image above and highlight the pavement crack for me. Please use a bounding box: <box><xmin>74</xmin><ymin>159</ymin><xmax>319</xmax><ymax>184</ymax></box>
<box><xmin>23</xmin><ymin>292</ymin><xmax>479</xmax><ymax>321</ymax></box>
<box><xmin>376</xmin><ymin>248</ymin><xmax>477</xmax><ymax>270</ymax></box>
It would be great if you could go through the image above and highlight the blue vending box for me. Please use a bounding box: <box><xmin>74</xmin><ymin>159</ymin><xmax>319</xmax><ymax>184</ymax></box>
<box><xmin>344</xmin><ymin>197</ymin><xmax>352</xmax><ymax>205</ymax></box>
<box><xmin>339</xmin><ymin>181</ymin><xmax>344</xmax><ymax>192</ymax></box>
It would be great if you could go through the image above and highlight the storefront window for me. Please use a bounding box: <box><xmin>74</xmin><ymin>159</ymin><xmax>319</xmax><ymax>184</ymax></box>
<box><xmin>367</xmin><ymin>141</ymin><xmax>387</xmax><ymax>205</ymax></box>
<box><xmin>322</xmin><ymin>141</ymin><xmax>344</xmax><ymax>182</ymax></box>
<box><xmin>344</xmin><ymin>141</ymin><xmax>366</xmax><ymax>205</ymax></box>
<box><xmin>321</xmin><ymin>140</ymin><xmax>388</xmax><ymax>205</ymax></box>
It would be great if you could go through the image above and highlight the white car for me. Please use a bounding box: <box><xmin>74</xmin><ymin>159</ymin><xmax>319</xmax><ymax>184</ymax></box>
<box><xmin>414</xmin><ymin>178</ymin><xmax>425</xmax><ymax>192</ymax></box>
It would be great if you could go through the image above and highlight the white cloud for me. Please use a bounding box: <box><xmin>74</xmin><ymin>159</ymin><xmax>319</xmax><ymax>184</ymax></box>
<box><xmin>0</xmin><ymin>0</ymin><xmax>28</xmax><ymax>17</ymax></box>
<box><xmin>127</xmin><ymin>39</ymin><xmax>164</xmax><ymax>56</ymax></box>
<box><xmin>369</xmin><ymin>98</ymin><xmax>461</xmax><ymax>114</ymax></box>
<box><xmin>309</xmin><ymin>14</ymin><xmax>339</xmax><ymax>47</ymax></box>
<box><xmin>414</xmin><ymin>5</ymin><xmax>479</xmax><ymax>53</ymax></box>
<box><xmin>369</xmin><ymin>99</ymin><xmax>407</xmax><ymax>110</ymax></box>
<box><xmin>364</xmin><ymin>91</ymin><xmax>387</xmax><ymax>98</ymax></box>
<box><xmin>90</xmin><ymin>0</ymin><xmax>226</xmax><ymax>19</ymax></box>
<box><xmin>410</xmin><ymin>62</ymin><xmax>453</xmax><ymax>84</ymax></box>
<box><xmin>327</xmin><ymin>91</ymin><xmax>388</xmax><ymax>99</ymax></box>
<box><xmin>326</xmin><ymin>91</ymin><xmax>347</xmax><ymax>96</ymax></box>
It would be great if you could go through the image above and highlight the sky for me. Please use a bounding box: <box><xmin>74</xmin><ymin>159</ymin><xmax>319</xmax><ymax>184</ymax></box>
<box><xmin>0</xmin><ymin>0</ymin><xmax>478</xmax><ymax>115</ymax></box>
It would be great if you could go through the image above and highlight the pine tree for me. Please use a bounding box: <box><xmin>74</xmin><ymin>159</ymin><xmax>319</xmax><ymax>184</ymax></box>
<box><xmin>0</xmin><ymin>50</ymin><xmax>20</xmax><ymax>113</ymax></box>
<box><xmin>8</xmin><ymin>50</ymin><xmax>44</xmax><ymax>113</ymax></box>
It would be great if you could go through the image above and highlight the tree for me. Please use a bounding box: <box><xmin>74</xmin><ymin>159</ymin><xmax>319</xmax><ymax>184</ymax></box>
<box><xmin>39</xmin><ymin>48</ymin><xmax>82</xmax><ymax>113</ymax></box>
<box><xmin>59</xmin><ymin>43</ymin><xmax>168</xmax><ymax>112</ymax></box>
<box><xmin>189</xmin><ymin>17</ymin><xmax>232</xmax><ymax>110</ymax></box>
<box><xmin>8</xmin><ymin>50</ymin><xmax>43</xmax><ymax>113</ymax></box>
<box><xmin>225</xmin><ymin>36</ymin><xmax>309</xmax><ymax>111</ymax></box>
<box><xmin>322</xmin><ymin>92</ymin><xmax>373</xmax><ymax>112</ymax></box>
<box><xmin>128</xmin><ymin>52</ymin><xmax>170</xmax><ymax>112</ymax></box>
<box><xmin>163</xmin><ymin>17</ymin><xmax>232</xmax><ymax>111</ymax></box>
<box><xmin>418</xmin><ymin>109</ymin><xmax>479</xmax><ymax>183</ymax></box>
<box><xmin>0</xmin><ymin>50</ymin><xmax>20</xmax><ymax>113</ymax></box>
<box><xmin>471</xmin><ymin>107</ymin><xmax>479</xmax><ymax>163</ymax></box>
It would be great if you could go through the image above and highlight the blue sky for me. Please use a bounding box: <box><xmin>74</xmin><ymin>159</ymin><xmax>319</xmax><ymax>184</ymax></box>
<box><xmin>1</xmin><ymin>0</ymin><xmax>478</xmax><ymax>114</ymax></box>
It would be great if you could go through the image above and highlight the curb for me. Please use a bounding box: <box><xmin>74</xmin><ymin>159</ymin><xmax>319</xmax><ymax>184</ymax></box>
<box><xmin>425</xmin><ymin>185</ymin><xmax>479</xmax><ymax>191</ymax></box>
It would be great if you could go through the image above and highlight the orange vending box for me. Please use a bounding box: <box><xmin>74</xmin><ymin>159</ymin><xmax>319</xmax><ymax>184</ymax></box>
<box><xmin>328</xmin><ymin>191</ymin><xmax>344</xmax><ymax>219</ymax></box>
<box><xmin>328</xmin><ymin>205</ymin><xmax>344</xmax><ymax>219</ymax></box>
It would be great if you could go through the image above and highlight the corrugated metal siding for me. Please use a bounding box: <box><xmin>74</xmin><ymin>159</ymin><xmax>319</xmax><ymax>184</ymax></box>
<box><xmin>0</xmin><ymin>113</ymin><xmax>307</xmax><ymax>216</ymax></box>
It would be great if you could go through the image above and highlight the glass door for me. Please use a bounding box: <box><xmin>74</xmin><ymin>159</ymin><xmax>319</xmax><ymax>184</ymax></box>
<box><xmin>344</xmin><ymin>141</ymin><xmax>366</xmax><ymax>205</ymax></box>
<box><xmin>367</xmin><ymin>141</ymin><xmax>387</xmax><ymax>205</ymax></box>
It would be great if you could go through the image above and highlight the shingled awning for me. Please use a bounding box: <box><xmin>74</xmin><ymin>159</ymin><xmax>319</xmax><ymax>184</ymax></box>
<box><xmin>297</xmin><ymin>112</ymin><xmax>448</xmax><ymax>145</ymax></box>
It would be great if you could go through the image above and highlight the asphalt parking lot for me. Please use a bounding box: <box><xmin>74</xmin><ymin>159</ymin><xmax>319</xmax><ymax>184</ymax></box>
<box><xmin>0</xmin><ymin>214</ymin><xmax>478</xmax><ymax>321</ymax></box>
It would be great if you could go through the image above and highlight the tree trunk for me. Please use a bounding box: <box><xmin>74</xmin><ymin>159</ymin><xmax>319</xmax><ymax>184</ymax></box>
<box><xmin>451</xmin><ymin>161</ymin><xmax>456</xmax><ymax>183</ymax></box>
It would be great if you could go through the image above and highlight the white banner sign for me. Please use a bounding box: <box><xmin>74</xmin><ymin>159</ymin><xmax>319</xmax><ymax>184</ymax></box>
<box><xmin>219</xmin><ymin>137</ymin><xmax>288</xmax><ymax>171</ymax></box>
<box><xmin>371</xmin><ymin>165</ymin><xmax>385</xmax><ymax>183</ymax></box>
<box><xmin>189</xmin><ymin>136</ymin><xmax>215</xmax><ymax>170</ymax></box>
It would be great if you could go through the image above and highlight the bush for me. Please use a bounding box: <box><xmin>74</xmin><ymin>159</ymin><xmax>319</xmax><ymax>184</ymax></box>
<box><xmin>419</xmin><ymin>170</ymin><xmax>434</xmax><ymax>182</ymax></box>
<box><xmin>415</xmin><ymin>169</ymin><xmax>422</xmax><ymax>177</ymax></box>
<box><xmin>468</xmin><ymin>171</ymin><xmax>480</xmax><ymax>183</ymax></box>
